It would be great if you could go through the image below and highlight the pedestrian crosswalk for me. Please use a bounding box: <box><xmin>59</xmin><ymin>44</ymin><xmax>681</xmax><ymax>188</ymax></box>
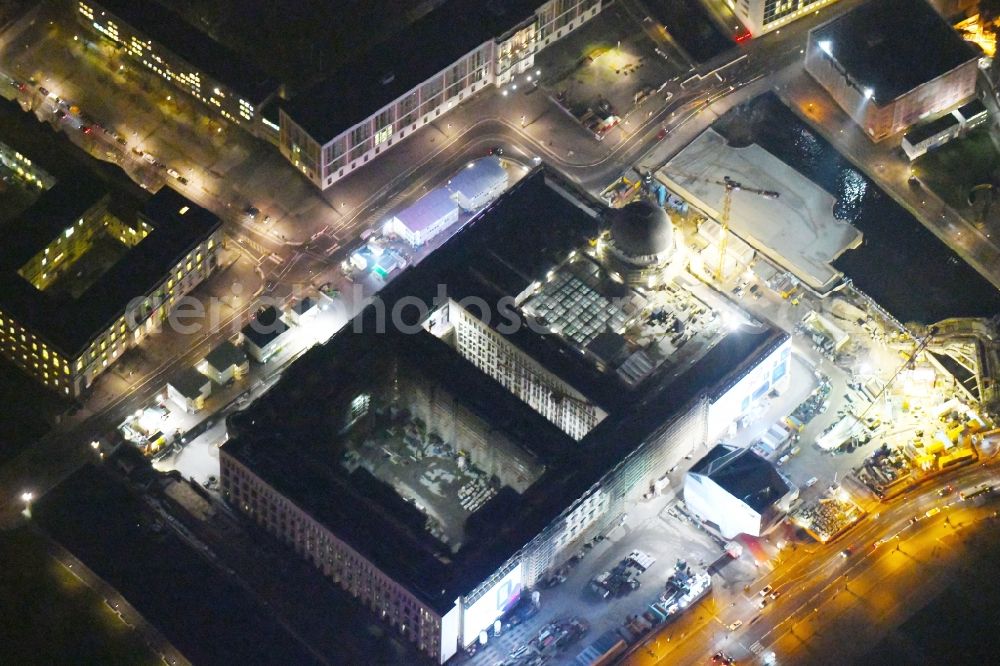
<box><xmin>750</xmin><ymin>640</ymin><xmax>765</xmax><ymax>654</ymax></box>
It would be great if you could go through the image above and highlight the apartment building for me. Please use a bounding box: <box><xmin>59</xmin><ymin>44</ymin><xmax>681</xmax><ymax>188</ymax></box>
<box><xmin>75</xmin><ymin>0</ymin><xmax>279</xmax><ymax>134</ymax></box>
<box><xmin>278</xmin><ymin>0</ymin><xmax>603</xmax><ymax>189</ymax></box>
<box><xmin>0</xmin><ymin>99</ymin><xmax>221</xmax><ymax>397</ymax></box>
<box><xmin>730</xmin><ymin>0</ymin><xmax>841</xmax><ymax>36</ymax></box>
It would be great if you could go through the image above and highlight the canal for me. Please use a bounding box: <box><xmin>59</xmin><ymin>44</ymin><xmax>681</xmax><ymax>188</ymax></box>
<box><xmin>714</xmin><ymin>94</ymin><xmax>1000</xmax><ymax>325</ymax></box>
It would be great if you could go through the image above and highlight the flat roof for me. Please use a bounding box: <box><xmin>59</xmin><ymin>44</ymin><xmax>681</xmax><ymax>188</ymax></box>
<box><xmin>281</xmin><ymin>0</ymin><xmax>541</xmax><ymax>141</ymax></box>
<box><xmin>660</xmin><ymin>129</ymin><xmax>862</xmax><ymax>293</ymax></box>
<box><xmin>904</xmin><ymin>113</ymin><xmax>960</xmax><ymax>144</ymax></box>
<box><xmin>956</xmin><ymin>98</ymin><xmax>987</xmax><ymax>121</ymax></box>
<box><xmin>90</xmin><ymin>0</ymin><xmax>278</xmax><ymax>103</ymax></box>
<box><xmin>241</xmin><ymin>306</ymin><xmax>289</xmax><ymax>348</ymax></box>
<box><xmin>0</xmin><ymin>99</ymin><xmax>220</xmax><ymax>357</ymax></box>
<box><xmin>204</xmin><ymin>340</ymin><xmax>247</xmax><ymax>372</ymax></box>
<box><xmin>810</xmin><ymin>0</ymin><xmax>977</xmax><ymax>105</ymax></box>
<box><xmin>224</xmin><ymin>169</ymin><xmax>787</xmax><ymax>613</ymax></box>
<box><xmin>447</xmin><ymin>157</ymin><xmax>508</xmax><ymax>199</ymax></box>
<box><xmin>169</xmin><ymin>366</ymin><xmax>210</xmax><ymax>400</ymax></box>
<box><xmin>393</xmin><ymin>188</ymin><xmax>458</xmax><ymax>233</ymax></box>
<box><xmin>689</xmin><ymin>443</ymin><xmax>790</xmax><ymax>513</ymax></box>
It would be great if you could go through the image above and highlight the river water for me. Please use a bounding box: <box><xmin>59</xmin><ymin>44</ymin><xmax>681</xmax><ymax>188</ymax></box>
<box><xmin>715</xmin><ymin>94</ymin><xmax>1000</xmax><ymax>325</ymax></box>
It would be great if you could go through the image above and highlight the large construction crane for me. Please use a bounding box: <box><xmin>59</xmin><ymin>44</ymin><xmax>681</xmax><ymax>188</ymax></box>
<box><xmin>658</xmin><ymin>171</ymin><xmax>779</xmax><ymax>281</ymax></box>
<box><xmin>713</xmin><ymin>176</ymin><xmax>780</xmax><ymax>282</ymax></box>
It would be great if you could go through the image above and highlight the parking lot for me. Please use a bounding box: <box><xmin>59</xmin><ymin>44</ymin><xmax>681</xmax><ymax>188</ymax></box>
<box><xmin>534</xmin><ymin>5</ymin><xmax>684</xmax><ymax>140</ymax></box>
<box><xmin>463</xmin><ymin>486</ymin><xmax>760</xmax><ymax>666</ymax></box>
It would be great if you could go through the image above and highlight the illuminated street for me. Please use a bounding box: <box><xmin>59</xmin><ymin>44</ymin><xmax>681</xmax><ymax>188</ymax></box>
<box><xmin>1</xmin><ymin>1</ymin><xmax>999</xmax><ymax>665</ymax></box>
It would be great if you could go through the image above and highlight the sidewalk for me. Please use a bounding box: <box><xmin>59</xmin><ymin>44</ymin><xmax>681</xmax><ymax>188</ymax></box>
<box><xmin>778</xmin><ymin>67</ymin><xmax>1000</xmax><ymax>292</ymax></box>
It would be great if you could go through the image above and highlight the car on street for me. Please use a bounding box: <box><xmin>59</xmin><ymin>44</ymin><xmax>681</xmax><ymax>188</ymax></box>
<box><xmin>840</xmin><ymin>546</ymin><xmax>854</xmax><ymax>558</ymax></box>
<box><xmin>805</xmin><ymin>476</ymin><xmax>819</xmax><ymax>488</ymax></box>
<box><xmin>758</xmin><ymin>597</ymin><xmax>768</xmax><ymax>609</ymax></box>
<box><xmin>938</xmin><ymin>484</ymin><xmax>954</xmax><ymax>497</ymax></box>
<box><xmin>727</xmin><ymin>620</ymin><xmax>743</xmax><ymax>631</ymax></box>
<box><xmin>759</xmin><ymin>585</ymin><xmax>773</xmax><ymax>596</ymax></box>
<box><xmin>712</xmin><ymin>652</ymin><xmax>735</xmax><ymax>665</ymax></box>
<box><xmin>769</xmin><ymin>590</ymin><xmax>781</xmax><ymax>600</ymax></box>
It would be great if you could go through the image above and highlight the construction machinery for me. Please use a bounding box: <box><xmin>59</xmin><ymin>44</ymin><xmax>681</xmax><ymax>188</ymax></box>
<box><xmin>659</xmin><ymin>171</ymin><xmax>779</xmax><ymax>281</ymax></box>
<box><xmin>713</xmin><ymin>176</ymin><xmax>780</xmax><ymax>281</ymax></box>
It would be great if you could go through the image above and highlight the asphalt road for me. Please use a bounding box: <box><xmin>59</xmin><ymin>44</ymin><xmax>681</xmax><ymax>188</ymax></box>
<box><xmin>626</xmin><ymin>458</ymin><xmax>1000</xmax><ymax>666</ymax></box>
<box><xmin>2</xmin><ymin>4</ymin><xmax>985</xmax><ymax>664</ymax></box>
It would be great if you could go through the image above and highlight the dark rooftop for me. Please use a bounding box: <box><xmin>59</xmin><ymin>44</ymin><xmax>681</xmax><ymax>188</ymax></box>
<box><xmin>224</xmin><ymin>169</ymin><xmax>787</xmax><ymax>613</ymax></box>
<box><xmin>903</xmin><ymin>113</ymin><xmax>959</xmax><ymax>145</ymax></box>
<box><xmin>811</xmin><ymin>0</ymin><xmax>977</xmax><ymax>105</ymax></box>
<box><xmin>689</xmin><ymin>443</ymin><xmax>790</xmax><ymax>513</ymax></box>
<box><xmin>291</xmin><ymin>297</ymin><xmax>317</xmax><ymax>317</ymax></box>
<box><xmin>956</xmin><ymin>98</ymin><xmax>987</xmax><ymax>121</ymax></box>
<box><xmin>90</xmin><ymin>0</ymin><xmax>278</xmax><ymax>103</ymax></box>
<box><xmin>0</xmin><ymin>99</ymin><xmax>220</xmax><ymax>357</ymax></box>
<box><xmin>204</xmin><ymin>340</ymin><xmax>247</xmax><ymax>373</ymax></box>
<box><xmin>241</xmin><ymin>306</ymin><xmax>289</xmax><ymax>349</ymax></box>
<box><xmin>169</xmin><ymin>367</ymin><xmax>211</xmax><ymax>400</ymax></box>
<box><xmin>281</xmin><ymin>0</ymin><xmax>541</xmax><ymax>141</ymax></box>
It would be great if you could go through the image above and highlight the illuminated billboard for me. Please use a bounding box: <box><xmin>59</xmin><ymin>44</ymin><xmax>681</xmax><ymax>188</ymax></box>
<box><xmin>461</xmin><ymin>563</ymin><xmax>523</xmax><ymax>646</ymax></box>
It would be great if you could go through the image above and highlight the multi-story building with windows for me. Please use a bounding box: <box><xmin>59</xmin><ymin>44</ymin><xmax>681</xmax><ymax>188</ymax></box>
<box><xmin>74</xmin><ymin>0</ymin><xmax>279</xmax><ymax>134</ymax></box>
<box><xmin>804</xmin><ymin>0</ymin><xmax>979</xmax><ymax>141</ymax></box>
<box><xmin>278</xmin><ymin>0</ymin><xmax>603</xmax><ymax>189</ymax></box>
<box><xmin>0</xmin><ymin>100</ymin><xmax>222</xmax><ymax>398</ymax></box>
<box><xmin>730</xmin><ymin>0</ymin><xmax>840</xmax><ymax>36</ymax></box>
<box><xmin>221</xmin><ymin>168</ymin><xmax>790</xmax><ymax>662</ymax></box>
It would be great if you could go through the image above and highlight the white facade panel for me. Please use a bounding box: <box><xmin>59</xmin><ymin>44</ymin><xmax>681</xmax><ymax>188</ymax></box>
<box><xmin>684</xmin><ymin>472</ymin><xmax>762</xmax><ymax>538</ymax></box>
<box><xmin>706</xmin><ymin>336</ymin><xmax>791</xmax><ymax>443</ymax></box>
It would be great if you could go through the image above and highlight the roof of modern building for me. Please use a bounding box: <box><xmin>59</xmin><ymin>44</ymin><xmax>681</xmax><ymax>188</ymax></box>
<box><xmin>280</xmin><ymin>0</ymin><xmax>542</xmax><ymax>141</ymax></box>
<box><xmin>955</xmin><ymin>98</ymin><xmax>987</xmax><ymax>122</ymax></box>
<box><xmin>393</xmin><ymin>188</ymin><xmax>458</xmax><ymax>233</ymax></box>
<box><xmin>223</xmin><ymin>168</ymin><xmax>787</xmax><ymax>614</ymax></box>
<box><xmin>903</xmin><ymin>113</ymin><xmax>960</xmax><ymax>145</ymax></box>
<box><xmin>169</xmin><ymin>366</ymin><xmax>211</xmax><ymax>400</ymax></box>
<box><xmin>446</xmin><ymin>157</ymin><xmax>509</xmax><ymax>202</ymax></box>
<box><xmin>609</xmin><ymin>199</ymin><xmax>674</xmax><ymax>258</ymax></box>
<box><xmin>0</xmin><ymin>100</ymin><xmax>221</xmax><ymax>357</ymax></box>
<box><xmin>204</xmin><ymin>340</ymin><xmax>247</xmax><ymax>372</ymax></box>
<box><xmin>689</xmin><ymin>443</ymin><xmax>790</xmax><ymax>514</ymax></box>
<box><xmin>810</xmin><ymin>0</ymin><xmax>977</xmax><ymax>105</ymax></box>
<box><xmin>241</xmin><ymin>306</ymin><xmax>289</xmax><ymax>349</ymax></box>
<box><xmin>290</xmin><ymin>297</ymin><xmax>318</xmax><ymax>317</ymax></box>
<box><xmin>89</xmin><ymin>0</ymin><xmax>278</xmax><ymax>103</ymax></box>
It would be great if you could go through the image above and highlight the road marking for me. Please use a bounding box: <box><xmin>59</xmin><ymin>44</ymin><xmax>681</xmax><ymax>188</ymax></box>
<box><xmin>750</xmin><ymin>641</ymin><xmax>764</xmax><ymax>654</ymax></box>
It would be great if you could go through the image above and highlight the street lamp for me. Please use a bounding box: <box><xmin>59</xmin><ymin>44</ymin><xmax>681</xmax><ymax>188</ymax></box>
<box><xmin>21</xmin><ymin>491</ymin><xmax>33</xmax><ymax>518</ymax></box>
<box><xmin>863</xmin><ymin>87</ymin><xmax>874</xmax><ymax>100</ymax></box>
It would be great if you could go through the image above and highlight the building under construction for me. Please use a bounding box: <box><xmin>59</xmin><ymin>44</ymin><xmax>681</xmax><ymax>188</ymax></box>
<box><xmin>221</xmin><ymin>167</ymin><xmax>789</xmax><ymax>662</ymax></box>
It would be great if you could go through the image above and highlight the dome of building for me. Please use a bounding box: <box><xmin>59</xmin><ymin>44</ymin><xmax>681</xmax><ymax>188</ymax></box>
<box><xmin>610</xmin><ymin>200</ymin><xmax>673</xmax><ymax>261</ymax></box>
